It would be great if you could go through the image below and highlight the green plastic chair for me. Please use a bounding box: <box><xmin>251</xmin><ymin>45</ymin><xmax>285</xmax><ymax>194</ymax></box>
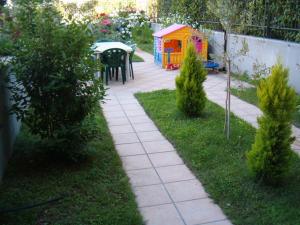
<box><xmin>129</xmin><ymin>49</ymin><xmax>135</xmax><ymax>79</ymax></box>
<box><xmin>127</xmin><ymin>43</ymin><xmax>137</xmax><ymax>80</ymax></box>
<box><xmin>101</xmin><ymin>48</ymin><xmax>127</xmax><ymax>85</ymax></box>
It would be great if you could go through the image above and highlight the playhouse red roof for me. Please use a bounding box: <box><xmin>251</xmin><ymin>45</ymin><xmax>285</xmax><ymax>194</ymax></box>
<box><xmin>153</xmin><ymin>24</ymin><xmax>188</xmax><ymax>38</ymax></box>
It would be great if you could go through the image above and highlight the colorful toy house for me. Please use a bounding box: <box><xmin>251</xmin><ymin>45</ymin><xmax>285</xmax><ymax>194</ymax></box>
<box><xmin>153</xmin><ymin>24</ymin><xmax>208</xmax><ymax>68</ymax></box>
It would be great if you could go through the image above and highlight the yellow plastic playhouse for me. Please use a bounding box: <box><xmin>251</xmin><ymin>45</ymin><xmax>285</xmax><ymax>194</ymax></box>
<box><xmin>153</xmin><ymin>24</ymin><xmax>208</xmax><ymax>68</ymax></box>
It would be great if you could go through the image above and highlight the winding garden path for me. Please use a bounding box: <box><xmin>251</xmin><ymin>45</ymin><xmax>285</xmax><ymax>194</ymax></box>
<box><xmin>101</xmin><ymin>49</ymin><xmax>300</xmax><ymax>225</ymax></box>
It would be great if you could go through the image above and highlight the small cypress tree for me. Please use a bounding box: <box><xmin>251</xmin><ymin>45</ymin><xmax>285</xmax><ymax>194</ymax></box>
<box><xmin>175</xmin><ymin>42</ymin><xmax>207</xmax><ymax>117</ymax></box>
<box><xmin>247</xmin><ymin>62</ymin><xmax>296</xmax><ymax>185</ymax></box>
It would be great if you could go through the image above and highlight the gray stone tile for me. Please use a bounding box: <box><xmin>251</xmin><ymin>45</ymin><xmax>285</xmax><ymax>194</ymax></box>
<box><xmin>128</xmin><ymin>115</ymin><xmax>153</xmax><ymax>124</ymax></box>
<box><xmin>149</xmin><ymin>152</ymin><xmax>183</xmax><ymax>167</ymax></box>
<box><xmin>200</xmin><ymin>220</ymin><xmax>233</xmax><ymax>225</ymax></box>
<box><xmin>109</xmin><ymin>125</ymin><xmax>134</xmax><ymax>134</ymax></box>
<box><xmin>142</xmin><ymin>140</ymin><xmax>174</xmax><ymax>153</ymax></box>
<box><xmin>116</xmin><ymin>143</ymin><xmax>145</xmax><ymax>156</ymax></box>
<box><xmin>134</xmin><ymin>184</ymin><xmax>171</xmax><ymax>207</ymax></box>
<box><xmin>102</xmin><ymin>105</ymin><xmax>123</xmax><ymax>112</ymax></box>
<box><xmin>125</xmin><ymin>110</ymin><xmax>146</xmax><ymax>117</ymax></box>
<box><xmin>231</xmin><ymin>108</ymin><xmax>252</xmax><ymax>117</ymax></box>
<box><xmin>156</xmin><ymin>165</ymin><xmax>195</xmax><ymax>183</ymax></box>
<box><xmin>127</xmin><ymin>168</ymin><xmax>161</xmax><ymax>187</ymax></box>
<box><xmin>122</xmin><ymin>103</ymin><xmax>144</xmax><ymax>111</ymax></box>
<box><xmin>133</xmin><ymin>122</ymin><xmax>158</xmax><ymax>132</ymax></box>
<box><xmin>138</xmin><ymin>131</ymin><xmax>165</xmax><ymax>142</ymax></box>
<box><xmin>112</xmin><ymin>133</ymin><xmax>139</xmax><ymax>145</ymax></box>
<box><xmin>106</xmin><ymin>117</ymin><xmax>130</xmax><ymax>126</ymax></box>
<box><xmin>116</xmin><ymin>95</ymin><xmax>135</xmax><ymax>100</ymax></box>
<box><xmin>165</xmin><ymin>179</ymin><xmax>208</xmax><ymax>202</ymax></box>
<box><xmin>176</xmin><ymin>198</ymin><xmax>227</xmax><ymax>225</ymax></box>
<box><xmin>140</xmin><ymin>204</ymin><xmax>185</xmax><ymax>225</ymax></box>
<box><xmin>104</xmin><ymin>111</ymin><xmax>126</xmax><ymax>119</ymax></box>
<box><xmin>103</xmin><ymin>99</ymin><xmax>119</xmax><ymax>106</ymax></box>
<box><xmin>122</xmin><ymin>155</ymin><xmax>152</xmax><ymax>170</ymax></box>
<box><xmin>118</xmin><ymin>98</ymin><xmax>139</xmax><ymax>104</ymax></box>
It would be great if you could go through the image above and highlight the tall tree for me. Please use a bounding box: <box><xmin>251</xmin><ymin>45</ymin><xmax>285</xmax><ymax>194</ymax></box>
<box><xmin>176</xmin><ymin>42</ymin><xmax>207</xmax><ymax>117</ymax></box>
<box><xmin>208</xmin><ymin>0</ymin><xmax>248</xmax><ymax>139</ymax></box>
<box><xmin>247</xmin><ymin>62</ymin><xmax>296</xmax><ymax>185</ymax></box>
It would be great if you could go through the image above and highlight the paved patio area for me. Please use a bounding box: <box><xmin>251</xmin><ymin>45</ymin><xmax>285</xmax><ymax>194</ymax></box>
<box><xmin>101</xmin><ymin>49</ymin><xmax>300</xmax><ymax>225</ymax></box>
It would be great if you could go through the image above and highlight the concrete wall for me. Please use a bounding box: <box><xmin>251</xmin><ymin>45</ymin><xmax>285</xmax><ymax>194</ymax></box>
<box><xmin>208</xmin><ymin>31</ymin><xmax>300</xmax><ymax>93</ymax></box>
<box><xmin>0</xmin><ymin>66</ymin><xmax>21</xmax><ymax>182</ymax></box>
<box><xmin>151</xmin><ymin>23</ymin><xmax>163</xmax><ymax>33</ymax></box>
<box><xmin>151</xmin><ymin>23</ymin><xmax>300</xmax><ymax>93</ymax></box>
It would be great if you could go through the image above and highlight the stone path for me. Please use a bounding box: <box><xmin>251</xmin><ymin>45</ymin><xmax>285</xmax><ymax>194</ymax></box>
<box><xmin>101</xmin><ymin>49</ymin><xmax>300</xmax><ymax>225</ymax></box>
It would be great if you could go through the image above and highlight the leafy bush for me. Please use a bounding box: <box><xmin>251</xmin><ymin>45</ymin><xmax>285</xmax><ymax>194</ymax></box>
<box><xmin>132</xmin><ymin>24</ymin><xmax>153</xmax><ymax>44</ymax></box>
<box><xmin>0</xmin><ymin>5</ymin><xmax>13</xmax><ymax>56</ymax></box>
<box><xmin>159</xmin><ymin>13</ymin><xmax>201</xmax><ymax>29</ymax></box>
<box><xmin>175</xmin><ymin>42</ymin><xmax>207</xmax><ymax>117</ymax></box>
<box><xmin>157</xmin><ymin>0</ymin><xmax>300</xmax><ymax>42</ymax></box>
<box><xmin>295</xmin><ymin>96</ymin><xmax>300</xmax><ymax>127</ymax></box>
<box><xmin>9</xmin><ymin>2</ymin><xmax>105</xmax><ymax>161</ymax></box>
<box><xmin>113</xmin><ymin>11</ymin><xmax>151</xmax><ymax>40</ymax></box>
<box><xmin>0</xmin><ymin>34</ymin><xmax>12</xmax><ymax>56</ymax></box>
<box><xmin>247</xmin><ymin>63</ymin><xmax>297</xmax><ymax>185</ymax></box>
<box><xmin>39</xmin><ymin>113</ymin><xmax>101</xmax><ymax>162</ymax></box>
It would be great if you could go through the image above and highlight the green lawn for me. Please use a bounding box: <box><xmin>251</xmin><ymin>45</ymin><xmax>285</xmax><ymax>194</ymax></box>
<box><xmin>232</xmin><ymin>73</ymin><xmax>258</xmax><ymax>86</ymax></box>
<box><xmin>132</xmin><ymin>26</ymin><xmax>153</xmax><ymax>55</ymax></box>
<box><xmin>0</xmin><ymin>110</ymin><xmax>143</xmax><ymax>225</ymax></box>
<box><xmin>231</xmin><ymin>86</ymin><xmax>300</xmax><ymax>128</ymax></box>
<box><xmin>136</xmin><ymin>43</ymin><xmax>153</xmax><ymax>55</ymax></box>
<box><xmin>230</xmin><ymin>87</ymin><xmax>258</xmax><ymax>106</ymax></box>
<box><xmin>132</xmin><ymin>54</ymin><xmax>144</xmax><ymax>62</ymax></box>
<box><xmin>136</xmin><ymin>90</ymin><xmax>300</xmax><ymax>225</ymax></box>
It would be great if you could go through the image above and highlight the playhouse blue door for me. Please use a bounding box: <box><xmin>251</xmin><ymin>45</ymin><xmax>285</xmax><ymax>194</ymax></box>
<box><xmin>154</xmin><ymin>52</ymin><xmax>162</xmax><ymax>66</ymax></box>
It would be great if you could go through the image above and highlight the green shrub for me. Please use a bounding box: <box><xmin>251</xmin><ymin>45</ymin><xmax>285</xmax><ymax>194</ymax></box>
<box><xmin>132</xmin><ymin>24</ymin><xmax>153</xmax><ymax>44</ymax></box>
<box><xmin>0</xmin><ymin>34</ymin><xmax>13</xmax><ymax>56</ymax></box>
<box><xmin>295</xmin><ymin>96</ymin><xmax>300</xmax><ymax>126</ymax></box>
<box><xmin>9</xmin><ymin>3</ymin><xmax>105</xmax><ymax>161</ymax></box>
<box><xmin>247</xmin><ymin>63</ymin><xmax>297</xmax><ymax>185</ymax></box>
<box><xmin>39</xmin><ymin>112</ymin><xmax>100</xmax><ymax>162</ymax></box>
<box><xmin>175</xmin><ymin>42</ymin><xmax>207</xmax><ymax>117</ymax></box>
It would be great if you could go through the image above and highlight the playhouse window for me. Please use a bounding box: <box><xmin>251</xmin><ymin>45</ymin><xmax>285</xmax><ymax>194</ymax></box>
<box><xmin>164</xmin><ymin>39</ymin><xmax>182</xmax><ymax>53</ymax></box>
<box><xmin>192</xmin><ymin>36</ymin><xmax>202</xmax><ymax>53</ymax></box>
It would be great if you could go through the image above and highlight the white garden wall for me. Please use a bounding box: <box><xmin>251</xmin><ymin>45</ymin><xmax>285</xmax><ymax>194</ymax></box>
<box><xmin>0</xmin><ymin>67</ymin><xmax>21</xmax><ymax>182</ymax></box>
<box><xmin>151</xmin><ymin>23</ymin><xmax>300</xmax><ymax>93</ymax></box>
<box><xmin>209</xmin><ymin>31</ymin><xmax>300</xmax><ymax>93</ymax></box>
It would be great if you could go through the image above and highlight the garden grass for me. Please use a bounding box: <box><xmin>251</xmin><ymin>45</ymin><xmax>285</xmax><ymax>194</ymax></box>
<box><xmin>132</xmin><ymin>54</ymin><xmax>144</xmax><ymax>62</ymax></box>
<box><xmin>231</xmin><ymin>73</ymin><xmax>257</xmax><ymax>85</ymax></box>
<box><xmin>137</xmin><ymin>43</ymin><xmax>153</xmax><ymax>55</ymax></box>
<box><xmin>231</xmin><ymin>86</ymin><xmax>300</xmax><ymax>128</ymax></box>
<box><xmin>136</xmin><ymin>89</ymin><xmax>300</xmax><ymax>225</ymax></box>
<box><xmin>230</xmin><ymin>87</ymin><xmax>258</xmax><ymax>106</ymax></box>
<box><xmin>132</xmin><ymin>26</ymin><xmax>153</xmax><ymax>55</ymax></box>
<box><xmin>0</xmin><ymin>110</ymin><xmax>143</xmax><ymax>225</ymax></box>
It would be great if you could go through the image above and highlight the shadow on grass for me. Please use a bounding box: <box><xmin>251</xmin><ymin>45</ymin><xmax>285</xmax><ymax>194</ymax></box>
<box><xmin>0</xmin><ymin>111</ymin><xmax>143</xmax><ymax>225</ymax></box>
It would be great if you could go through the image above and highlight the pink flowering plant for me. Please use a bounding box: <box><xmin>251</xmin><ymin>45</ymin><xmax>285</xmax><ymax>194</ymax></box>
<box><xmin>92</xmin><ymin>13</ymin><xmax>121</xmax><ymax>41</ymax></box>
<box><xmin>91</xmin><ymin>10</ymin><xmax>151</xmax><ymax>42</ymax></box>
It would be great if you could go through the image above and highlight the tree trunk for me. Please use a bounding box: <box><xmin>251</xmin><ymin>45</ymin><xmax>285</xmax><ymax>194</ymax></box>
<box><xmin>224</xmin><ymin>31</ymin><xmax>231</xmax><ymax>140</ymax></box>
<box><xmin>227</xmin><ymin>60</ymin><xmax>231</xmax><ymax>140</ymax></box>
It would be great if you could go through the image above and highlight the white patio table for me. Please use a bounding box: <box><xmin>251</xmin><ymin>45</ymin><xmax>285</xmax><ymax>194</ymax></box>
<box><xmin>93</xmin><ymin>42</ymin><xmax>133</xmax><ymax>82</ymax></box>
